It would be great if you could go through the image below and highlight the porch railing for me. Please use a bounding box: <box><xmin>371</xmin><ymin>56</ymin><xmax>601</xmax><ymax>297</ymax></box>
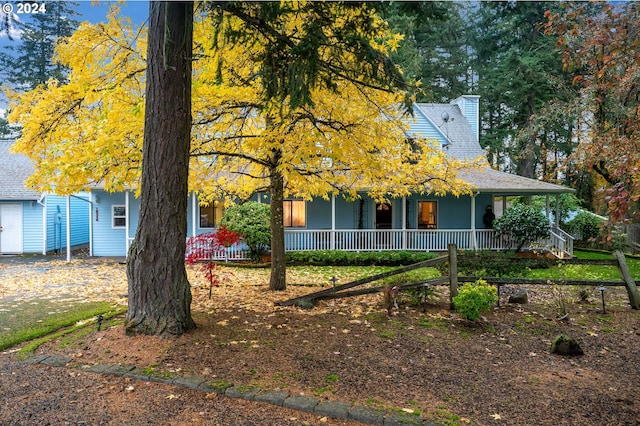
<box><xmin>147</xmin><ymin>228</ymin><xmax>574</xmax><ymax>261</ymax></box>
<box><xmin>283</xmin><ymin>228</ymin><xmax>573</xmax><ymax>257</ymax></box>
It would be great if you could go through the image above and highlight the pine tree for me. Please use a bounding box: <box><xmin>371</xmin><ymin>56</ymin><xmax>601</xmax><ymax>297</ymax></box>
<box><xmin>0</xmin><ymin>2</ymin><xmax>79</xmax><ymax>89</ymax></box>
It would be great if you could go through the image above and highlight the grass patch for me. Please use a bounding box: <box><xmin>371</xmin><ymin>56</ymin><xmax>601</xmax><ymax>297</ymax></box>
<box><xmin>16</xmin><ymin>307</ymin><xmax>126</xmax><ymax>359</ymax></box>
<box><xmin>0</xmin><ymin>298</ymin><xmax>124</xmax><ymax>352</ymax></box>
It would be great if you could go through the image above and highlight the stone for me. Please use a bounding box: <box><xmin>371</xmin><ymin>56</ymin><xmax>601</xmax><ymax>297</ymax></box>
<box><xmin>508</xmin><ymin>290</ymin><xmax>528</xmax><ymax>304</ymax></box>
<box><xmin>551</xmin><ymin>335</ymin><xmax>584</xmax><ymax>356</ymax></box>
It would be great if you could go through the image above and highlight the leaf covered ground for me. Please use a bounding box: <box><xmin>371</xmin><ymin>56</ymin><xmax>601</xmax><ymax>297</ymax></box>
<box><xmin>1</xmin><ymin>255</ymin><xmax>640</xmax><ymax>425</ymax></box>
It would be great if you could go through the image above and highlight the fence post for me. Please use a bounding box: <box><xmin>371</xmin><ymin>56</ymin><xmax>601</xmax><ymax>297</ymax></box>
<box><xmin>448</xmin><ymin>243</ymin><xmax>458</xmax><ymax>309</ymax></box>
<box><xmin>613</xmin><ymin>250</ymin><xmax>640</xmax><ymax>310</ymax></box>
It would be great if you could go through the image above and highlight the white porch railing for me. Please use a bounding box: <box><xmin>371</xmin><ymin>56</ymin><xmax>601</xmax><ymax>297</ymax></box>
<box><xmin>126</xmin><ymin>228</ymin><xmax>573</xmax><ymax>260</ymax></box>
<box><xmin>283</xmin><ymin>228</ymin><xmax>574</xmax><ymax>257</ymax></box>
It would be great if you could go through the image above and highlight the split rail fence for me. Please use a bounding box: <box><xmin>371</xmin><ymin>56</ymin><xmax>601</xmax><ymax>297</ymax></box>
<box><xmin>277</xmin><ymin>244</ymin><xmax>640</xmax><ymax>310</ymax></box>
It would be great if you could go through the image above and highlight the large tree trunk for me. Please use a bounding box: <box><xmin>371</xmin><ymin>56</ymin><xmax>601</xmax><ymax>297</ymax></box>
<box><xmin>269</xmin><ymin>149</ymin><xmax>286</xmax><ymax>291</ymax></box>
<box><xmin>125</xmin><ymin>1</ymin><xmax>196</xmax><ymax>336</ymax></box>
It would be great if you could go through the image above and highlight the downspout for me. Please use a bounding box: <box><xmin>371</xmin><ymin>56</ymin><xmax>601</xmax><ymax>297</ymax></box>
<box><xmin>38</xmin><ymin>194</ymin><xmax>46</xmax><ymax>255</ymax></box>
<box><xmin>89</xmin><ymin>193</ymin><xmax>94</xmax><ymax>257</ymax></box>
<box><xmin>66</xmin><ymin>195</ymin><xmax>71</xmax><ymax>262</ymax></box>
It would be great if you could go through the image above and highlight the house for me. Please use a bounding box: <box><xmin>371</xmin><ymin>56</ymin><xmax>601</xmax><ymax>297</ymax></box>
<box><xmin>89</xmin><ymin>95</ymin><xmax>573</xmax><ymax>258</ymax></box>
<box><xmin>0</xmin><ymin>140</ymin><xmax>90</xmax><ymax>256</ymax></box>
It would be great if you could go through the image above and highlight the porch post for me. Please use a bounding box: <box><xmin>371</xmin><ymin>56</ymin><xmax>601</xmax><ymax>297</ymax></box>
<box><xmin>125</xmin><ymin>190</ymin><xmax>130</xmax><ymax>256</ymax></box>
<box><xmin>402</xmin><ymin>196</ymin><xmax>407</xmax><ymax>250</ymax></box>
<box><xmin>331</xmin><ymin>194</ymin><xmax>336</xmax><ymax>250</ymax></box>
<box><xmin>471</xmin><ymin>193</ymin><xmax>477</xmax><ymax>250</ymax></box>
<box><xmin>191</xmin><ymin>192</ymin><xmax>197</xmax><ymax>237</ymax></box>
<box><xmin>555</xmin><ymin>194</ymin><xmax>560</xmax><ymax>228</ymax></box>
<box><xmin>545</xmin><ymin>194</ymin><xmax>550</xmax><ymax>221</ymax></box>
<box><xmin>66</xmin><ymin>195</ymin><xmax>71</xmax><ymax>262</ymax></box>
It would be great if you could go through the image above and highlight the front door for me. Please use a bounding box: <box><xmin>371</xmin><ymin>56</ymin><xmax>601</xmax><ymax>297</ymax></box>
<box><xmin>375</xmin><ymin>202</ymin><xmax>392</xmax><ymax>229</ymax></box>
<box><xmin>0</xmin><ymin>203</ymin><xmax>23</xmax><ymax>254</ymax></box>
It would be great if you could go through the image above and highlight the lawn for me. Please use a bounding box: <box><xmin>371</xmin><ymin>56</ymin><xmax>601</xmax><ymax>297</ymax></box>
<box><xmin>0</xmin><ymin>297</ymin><xmax>123</xmax><ymax>352</ymax></box>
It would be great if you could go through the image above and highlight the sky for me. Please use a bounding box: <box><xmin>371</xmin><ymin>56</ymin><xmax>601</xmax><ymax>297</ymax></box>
<box><xmin>0</xmin><ymin>1</ymin><xmax>149</xmax><ymax>115</ymax></box>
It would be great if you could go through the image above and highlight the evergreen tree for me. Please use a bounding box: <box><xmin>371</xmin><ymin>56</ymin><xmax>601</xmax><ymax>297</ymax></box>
<box><xmin>0</xmin><ymin>2</ymin><xmax>79</xmax><ymax>89</ymax></box>
<box><xmin>468</xmin><ymin>1</ymin><xmax>575</xmax><ymax>181</ymax></box>
<box><xmin>379</xmin><ymin>1</ymin><xmax>471</xmax><ymax>102</ymax></box>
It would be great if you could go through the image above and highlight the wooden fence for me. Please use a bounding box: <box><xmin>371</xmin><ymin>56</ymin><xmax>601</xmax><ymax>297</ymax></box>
<box><xmin>276</xmin><ymin>244</ymin><xmax>640</xmax><ymax>310</ymax></box>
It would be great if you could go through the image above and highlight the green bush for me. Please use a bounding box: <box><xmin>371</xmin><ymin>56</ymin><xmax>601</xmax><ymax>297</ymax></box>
<box><xmin>452</xmin><ymin>279</ymin><xmax>498</xmax><ymax>320</ymax></box>
<box><xmin>457</xmin><ymin>251</ymin><xmax>552</xmax><ymax>277</ymax></box>
<box><xmin>220</xmin><ymin>201</ymin><xmax>270</xmax><ymax>260</ymax></box>
<box><xmin>286</xmin><ymin>250</ymin><xmax>438</xmax><ymax>266</ymax></box>
<box><xmin>493</xmin><ymin>205</ymin><xmax>550</xmax><ymax>252</ymax></box>
<box><xmin>565</xmin><ymin>211</ymin><xmax>603</xmax><ymax>242</ymax></box>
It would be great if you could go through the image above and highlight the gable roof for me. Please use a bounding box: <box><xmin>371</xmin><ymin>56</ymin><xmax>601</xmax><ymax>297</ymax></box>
<box><xmin>0</xmin><ymin>140</ymin><xmax>41</xmax><ymax>200</ymax></box>
<box><xmin>413</xmin><ymin>103</ymin><xmax>485</xmax><ymax>161</ymax></box>
<box><xmin>412</xmin><ymin>100</ymin><xmax>572</xmax><ymax>195</ymax></box>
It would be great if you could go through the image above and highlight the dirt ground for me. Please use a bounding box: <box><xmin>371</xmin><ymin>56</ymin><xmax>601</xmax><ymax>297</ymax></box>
<box><xmin>1</xmin><ymin>256</ymin><xmax>640</xmax><ymax>425</ymax></box>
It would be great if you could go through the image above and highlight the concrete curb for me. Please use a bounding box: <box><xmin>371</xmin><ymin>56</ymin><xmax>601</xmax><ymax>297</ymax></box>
<box><xmin>23</xmin><ymin>355</ymin><xmax>435</xmax><ymax>425</ymax></box>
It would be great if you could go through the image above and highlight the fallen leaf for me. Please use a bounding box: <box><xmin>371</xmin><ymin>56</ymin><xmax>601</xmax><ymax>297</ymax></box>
<box><xmin>166</xmin><ymin>394</ymin><xmax>178</xmax><ymax>400</ymax></box>
<box><xmin>490</xmin><ymin>413</ymin><xmax>502</xmax><ymax>420</ymax></box>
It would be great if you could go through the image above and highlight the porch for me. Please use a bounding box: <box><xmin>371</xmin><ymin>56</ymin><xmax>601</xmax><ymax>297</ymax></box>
<box><xmin>283</xmin><ymin>227</ymin><xmax>573</xmax><ymax>256</ymax></box>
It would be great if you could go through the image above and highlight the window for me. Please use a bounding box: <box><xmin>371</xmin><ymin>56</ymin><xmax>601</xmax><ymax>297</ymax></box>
<box><xmin>493</xmin><ymin>196</ymin><xmax>516</xmax><ymax>219</ymax></box>
<box><xmin>199</xmin><ymin>201</ymin><xmax>225</xmax><ymax>228</ymax></box>
<box><xmin>417</xmin><ymin>201</ymin><xmax>437</xmax><ymax>229</ymax></box>
<box><xmin>284</xmin><ymin>200</ymin><xmax>306</xmax><ymax>227</ymax></box>
<box><xmin>112</xmin><ymin>205</ymin><xmax>126</xmax><ymax>228</ymax></box>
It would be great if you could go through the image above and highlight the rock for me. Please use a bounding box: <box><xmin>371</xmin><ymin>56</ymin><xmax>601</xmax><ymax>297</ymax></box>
<box><xmin>551</xmin><ymin>335</ymin><xmax>584</xmax><ymax>356</ymax></box>
<box><xmin>508</xmin><ymin>290</ymin><xmax>529</xmax><ymax>304</ymax></box>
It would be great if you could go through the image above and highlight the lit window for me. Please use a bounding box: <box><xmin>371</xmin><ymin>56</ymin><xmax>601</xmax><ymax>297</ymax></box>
<box><xmin>199</xmin><ymin>201</ymin><xmax>225</xmax><ymax>228</ymax></box>
<box><xmin>417</xmin><ymin>201</ymin><xmax>437</xmax><ymax>229</ymax></box>
<box><xmin>112</xmin><ymin>205</ymin><xmax>126</xmax><ymax>228</ymax></box>
<box><xmin>284</xmin><ymin>200</ymin><xmax>306</xmax><ymax>227</ymax></box>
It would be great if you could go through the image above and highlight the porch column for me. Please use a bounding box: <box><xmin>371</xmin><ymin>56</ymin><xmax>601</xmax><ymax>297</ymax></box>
<box><xmin>555</xmin><ymin>193</ymin><xmax>560</xmax><ymax>228</ymax></box>
<box><xmin>191</xmin><ymin>192</ymin><xmax>197</xmax><ymax>237</ymax></box>
<box><xmin>471</xmin><ymin>193</ymin><xmax>477</xmax><ymax>250</ymax></box>
<box><xmin>402</xmin><ymin>196</ymin><xmax>407</xmax><ymax>250</ymax></box>
<box><xmin>66</xmin><ymin>195</ymin><xmax>71</xmax><ymax>262</ymax></box>
<box><xmin>545</xmin><ymin>194</ymin><xmax>550</xmax><ymax>221</ymax></box>
<box><xmin>125</xmin><ymin>190</ymin><xmax>130</xmax><ymax>256</ymax></box>
<box><xmin>331</xmin><ymin>194</ymin><xmax>336</xmax><ymax>250</ymax></box>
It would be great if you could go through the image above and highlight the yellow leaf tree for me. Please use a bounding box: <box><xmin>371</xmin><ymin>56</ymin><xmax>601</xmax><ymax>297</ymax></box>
<box><xmin>9</xmin><ymin>3</ymin><xmax>476</xmax><ymax>332</ymax></box>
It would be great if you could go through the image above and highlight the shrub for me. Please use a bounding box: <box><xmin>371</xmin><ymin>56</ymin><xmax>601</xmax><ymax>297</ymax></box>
<box><xmin>186</xmin><ymin>227</ymin><xmax>241</xmax><ymax>298</ymax></box>
<box><xmin>452</xmin><ymin>279</ymin><xmax>498</xmax><ymax>320</ymax></box>
<box><xmin>285</xmin><ymin>250</ymin><xmax>439</xmax><ymax>266</ymax></box>
<box><xmin>457</xmin><ymin>251</ymin><xmax>552</xmax><ymax>277</ymax></box>
<box><xmin>493</xmin><ymin>204</ymin><xmax>550</xmax><ymax>252</ymax></box>
<box><xmin>565</xmin><ymin>211</ymin><xmax>603</xmax><ymax>242</ymax></box>
<box><xmin>220</xmin><ymin>201</ymin><xmax>270</xmax><ymax>261</ymax></box>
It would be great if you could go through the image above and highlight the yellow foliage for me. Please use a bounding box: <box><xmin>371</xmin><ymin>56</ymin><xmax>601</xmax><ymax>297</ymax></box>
<box><xmin>8</xmin><ymin>4</ymin><xmax>477</xmax><ymax>201</ymax></box>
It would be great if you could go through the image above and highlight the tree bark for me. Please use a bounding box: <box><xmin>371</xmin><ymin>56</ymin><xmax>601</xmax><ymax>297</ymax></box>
<box><xmin>269</xmin><ymin>148</ymin><xmax>286</xmax><ymax>291</ymax></box>
<box><xmin>125</xmin><ymin>1</ymin><xmax>196</xmax><ymax>336</ymax></box>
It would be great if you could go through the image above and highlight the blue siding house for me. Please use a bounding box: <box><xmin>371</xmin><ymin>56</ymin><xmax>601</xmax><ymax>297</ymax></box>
<box><xmin>89</xmin><ymin>96</ymin><xmax>574</xmax><ymax>258</ymax></box>
<box><xmin>0</xmin><ymin>140</ymin><xmax>90</xmax><ymax>255</ymax></box>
